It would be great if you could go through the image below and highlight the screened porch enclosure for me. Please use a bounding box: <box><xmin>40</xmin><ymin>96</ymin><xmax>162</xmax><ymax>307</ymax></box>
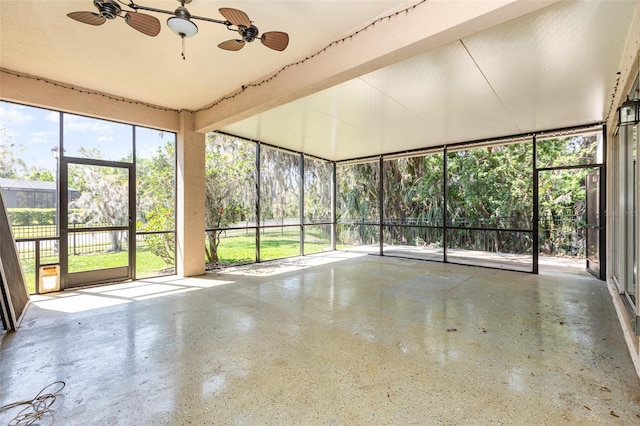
<box><xmin>4</xmin><ymin>100</ymin><xmax>604</xmax><ymax>295</ymax></box>
<box><xmin>207</xmin><ymin>125</ymin><xmax>604</xmax><ymax>276</ymax></box>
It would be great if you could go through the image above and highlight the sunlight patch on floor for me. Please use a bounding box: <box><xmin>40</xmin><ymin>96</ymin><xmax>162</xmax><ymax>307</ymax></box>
<box><xmin>219</xmin><ymin>251</ymin><xmax>366</xmax><ymax>277</ymax></box>
<box><xmin>30</xmin><ymin>276</ymin><xmax>236</xmax><ymax>313</ymax></box>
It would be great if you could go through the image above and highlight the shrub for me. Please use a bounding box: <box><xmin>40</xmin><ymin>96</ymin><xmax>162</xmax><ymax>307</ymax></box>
<box><xmin>7</xmin><ymin>208</ymin><xmax>85</xmax><ymax>225</ymax></box>
<box><xmin>7</xmin><ymin>208</ymin><xmax>55</xmax><ymax>225</ymax></box>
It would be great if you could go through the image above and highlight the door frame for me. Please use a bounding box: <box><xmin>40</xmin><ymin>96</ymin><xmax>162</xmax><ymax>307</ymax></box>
<box><xmin>585</xmin><ymin>168</ymin><xmax>605</xmax><ymax>279</ymax></box>
<box><xmin>59</xmin><ymin>157</ymin><xmax>135</xmax><ymax>289</ymax></box>
<box><xmin>535</xmin><ymin>163</ymin><xmax>605</xmax><ymax>279</ymax></box>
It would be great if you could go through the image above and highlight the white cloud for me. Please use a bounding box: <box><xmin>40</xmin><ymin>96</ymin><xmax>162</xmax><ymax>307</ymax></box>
<box><xmin>45</xmin><ymin>111</ymin><xmax>59</xmax><ymax>122</ymax></box>
<box><xmin>30</xmin><ymin>131</ymin><xmax>51</xmax><ymax>144</ymax></box>
<box><xmin>64</xmin><ymin>115</ymin><xmax>113</xmax><ymax>135</ymax></box>
<box><xmin>96</xmin><ymin>136</ymin><xmax>115</xmax><ymax>143</ymax></box>
<box><xmin>0</xmin><ymin>106</ymin><xmax>34</xmax><ymax>125</ymax></box>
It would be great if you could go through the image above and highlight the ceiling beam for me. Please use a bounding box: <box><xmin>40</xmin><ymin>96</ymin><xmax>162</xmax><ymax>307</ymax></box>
<box><xmin>194</xmin><ymin>0</ymin><xmax>560</xmax><ymax>133</ymax></box>
<box><xmin>0</xmin><ymin>69</ymin><xmax>180</xmax><ymax>132</ymax></box>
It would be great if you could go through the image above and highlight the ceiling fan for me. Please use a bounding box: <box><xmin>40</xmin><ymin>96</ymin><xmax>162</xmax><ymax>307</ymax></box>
<box><xmin>67</xmin><ymin>0</ymin><xmax>289</xmax><ymax>58</ymax></box>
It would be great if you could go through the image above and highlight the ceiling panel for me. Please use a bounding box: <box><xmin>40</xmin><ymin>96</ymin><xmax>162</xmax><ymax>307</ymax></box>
<box><xmin>223</xmin><ymin>0</ymin><xmax>637</xmax><ymax>161</ymax></box>
<box><xmin>223</xmin><ymin>23</ymin><xmax>524</xmax><ymax>160</ymax></box>
<box><xmin>358</xmin><ymin>39</ymin><xmax>521</xmax><ymax>147</ymax></box>
<box><xmin>461</xmin><ymin>0</ymin><xmax>637</xmax><ymax>132</ymax></box>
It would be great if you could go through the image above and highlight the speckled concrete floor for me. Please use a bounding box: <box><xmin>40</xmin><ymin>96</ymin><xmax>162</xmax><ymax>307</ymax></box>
<box><xmin>2</xmin><ymin>252</ymin><xmax>640</xmax><ymax>425</ymax></box>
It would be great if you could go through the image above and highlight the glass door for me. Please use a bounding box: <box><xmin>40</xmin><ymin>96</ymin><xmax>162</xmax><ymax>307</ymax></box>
<box><xmin>61</xmin><ymin>159</ymin><xmax>134</xmax><ymax>287</ymax></box>
<box><xmin>585</xmin><ymin>169</ymin><xmax>602</xmax><ymax>279</ymax></box>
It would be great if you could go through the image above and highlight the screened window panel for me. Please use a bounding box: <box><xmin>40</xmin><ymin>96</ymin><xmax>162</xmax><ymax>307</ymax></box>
<box><xmin>135</xmin><ymin>127</ymin><xmax>176</xmax><ymax>233</ymax></box>
<box><xmin>336</xmin><ymin>161</ymin><xmax>380</xmax><ymax>224</ymax></box>
<box><xmin>447</xmin><ymin>142</ymin><xmax>533</xmax><ymax>230</ymax></box>
<box><xmin>304</xmin><ymin>157</ymin><xmax>332</xmax><ymax>224</ymax></box>
<box><xmin>136</xmin><ymin>232</ymin><xmax>175</xmax><ymax>278</ymax></box>
<box><xmin>304</xmin><ymin>224</ymin><xmax>332</xmax><ymax>255</ymax></box>
<box><xmin>63</xmin><ymin>113</ymin><xmax>133</xmax><ymax>162</ymax></box>
<box><xmin>383</xmin><ymin>153</ymin><xmax>444</xmax><ymax>226</ymax></box>
<box><xmin>536</xmin><ymin>132</ymin><xmax>603</xmax><ymax>168</ymax></box>
<box><xmin>260</xmin><ymin>146</ymin><xmax>300</xmax><ymax>226</ymax></box>
<box><xmin>15</xmin><ymin>241</ymin><xmax>36</xmax><ymax>294</ymax></box>
<box><xmin>205</xmin><ymin>133</ymin><xmax>257</xmax><ymax>230</ymax></box>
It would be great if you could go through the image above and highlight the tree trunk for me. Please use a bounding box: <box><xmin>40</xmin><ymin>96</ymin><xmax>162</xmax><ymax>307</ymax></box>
<box><xmin>205</xmin><ymin>230</ymin><xmax>221</xmax><ymax>265</ymax></box>
<box><xmin>110</xmin><ymin>230</ymin><xmax>121</xmax><ymax>252</ymax></box>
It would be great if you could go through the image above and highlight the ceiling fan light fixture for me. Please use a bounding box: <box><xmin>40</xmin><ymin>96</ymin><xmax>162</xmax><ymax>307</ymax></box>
<box><xmin>68</xmin><ymin>1</ymin><xmax>289</xmax><ymax>55</ymax></box>
<box><xmin>167</xmin><ymin>6</ymin><xmax>198</xmax><ymax>37</ymax></box>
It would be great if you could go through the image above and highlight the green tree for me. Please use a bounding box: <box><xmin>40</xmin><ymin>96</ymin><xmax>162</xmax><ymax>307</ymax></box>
<box><xmin>0</xmin><ymin>141</ymin><xmax>26</xmax><ymax>178</ymax></box>
<box><xmin>205</xmin><ymin>133</ymin><xmax>255</xmax><ymax>265</ymax></box>
<box><xmin>26</xmin><ymin>168</ymin><xmax>54</xmax><ymax>182</ymax></box>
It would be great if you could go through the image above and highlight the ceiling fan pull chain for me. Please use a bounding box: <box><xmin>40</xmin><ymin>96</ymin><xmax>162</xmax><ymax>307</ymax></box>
<box><xmin>181</xmin><ymin>36</ymin><xmax>186</xmax><ymax>60</ymax></box>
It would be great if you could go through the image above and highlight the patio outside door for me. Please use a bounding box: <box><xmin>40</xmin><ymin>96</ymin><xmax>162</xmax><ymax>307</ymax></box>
<box><xmin>61</xmin><ymin>159</ymin><xmax>134</xmax><ymax>288</ymax></box>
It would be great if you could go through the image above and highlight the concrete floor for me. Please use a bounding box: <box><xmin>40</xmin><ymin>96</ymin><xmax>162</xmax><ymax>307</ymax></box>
<box><xmin>1</xmin><ymin>252</ymin><xmax>640</xmax><ymax>425</ymax></box>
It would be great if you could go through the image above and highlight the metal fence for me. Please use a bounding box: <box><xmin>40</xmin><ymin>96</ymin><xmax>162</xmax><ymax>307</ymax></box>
<box><xmin>340</xmin><ymin>215</ymin><xmax>586</xmax><ymax>258</ymax></box>
<box><xmin>16</xmin><ymin>230</ymin><xmax>128</xmax><ymax>261</ymax></box>
<box><xmin>539</xmin><ymin>214</ymin><xmax>585</xmax><ymax>257</ymax></box>
<box><xmin>12</xmin><ymin>224</ymin><xmax>57</xmax><ymax>239</ymax></box>
<box><xmin>12</xmin><ymin>213</ymin><xmax>586</xmax><ymax>268</ymax></box>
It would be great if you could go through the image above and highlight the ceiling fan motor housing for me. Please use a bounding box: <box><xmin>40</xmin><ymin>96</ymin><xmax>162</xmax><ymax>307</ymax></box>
<box><xmin>173</xmin><ymin>6</ymin><xmax>192</xmax><ymax>21</ymax></box>
<box><xmin>93</xmin><ymin>0</ymin><xmax>121</xmax><ymax>20</ymax></box>
<box><xmin>240</xmin><ymin>25</ymin><xmax>259</xmax><ymax>43</ymax></box>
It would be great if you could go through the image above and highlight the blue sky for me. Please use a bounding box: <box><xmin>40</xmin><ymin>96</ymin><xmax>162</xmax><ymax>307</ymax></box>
<box><xmin>1</xmin><ymin>101</ymin><xmax>59</xmax><ymax>171</ymax></box>
<box><xmin>1</xmin><ymin>100</ymin><xmax>174</xmax><ymax>175</ymax></box>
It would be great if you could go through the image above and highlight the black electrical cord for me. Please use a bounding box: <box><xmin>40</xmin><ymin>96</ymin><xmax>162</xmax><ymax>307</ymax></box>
<box><xmin>0</xmin><ymin>381</ymin><xmax>66</xmax><ymax>426</ymax></box>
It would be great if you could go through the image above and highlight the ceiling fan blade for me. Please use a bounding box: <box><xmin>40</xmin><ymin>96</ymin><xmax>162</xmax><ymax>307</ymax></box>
<box><xmin>219</xmin><ymin>8</ymin><xmax>251</xmax><ymax>27</ymax></box>
<box><xmin>125</xmin><ymin>12</ymin><xmax>161</xmax><ymax>37</ymax></box>
<box><xmin>261</xmin><ymin>32</ymin><xmax>289</xmax><ymax>51</ymax></box>
<box><xmin>218</xmin><ymin>39</ymin><xmax>245</xmax><ymax>51</ymax></box>
<box><xmin>67</xmin><ymin>11</ymin><xmax>106</xmax><ymax>26</ymax></box>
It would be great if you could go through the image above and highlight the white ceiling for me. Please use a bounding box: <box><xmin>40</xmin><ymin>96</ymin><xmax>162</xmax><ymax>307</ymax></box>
<box><xmin>0</xmin><ymin>0</ymin><xmax>407</xmax><ymax>110</ymax></box>
<box><xmin>1</xmin><ymin>1</ymin><xmax>638</xmax><ymax>161</ymax></box>
<box><xmin>223</xmin><ymin>0</ymin><xmax>638</xmax><ymax>160</ymax></box>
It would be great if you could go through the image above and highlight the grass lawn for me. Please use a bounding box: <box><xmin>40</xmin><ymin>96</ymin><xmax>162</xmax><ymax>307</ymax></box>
<box><xmin>18</xmin><ymin>230</ymin><xmax>332</xmax><ymax>294</ymax></box>
<box><xmin>214</xmin><ymin>230</ymin><xmax>331</xmax><ymax>265</ymax></box>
